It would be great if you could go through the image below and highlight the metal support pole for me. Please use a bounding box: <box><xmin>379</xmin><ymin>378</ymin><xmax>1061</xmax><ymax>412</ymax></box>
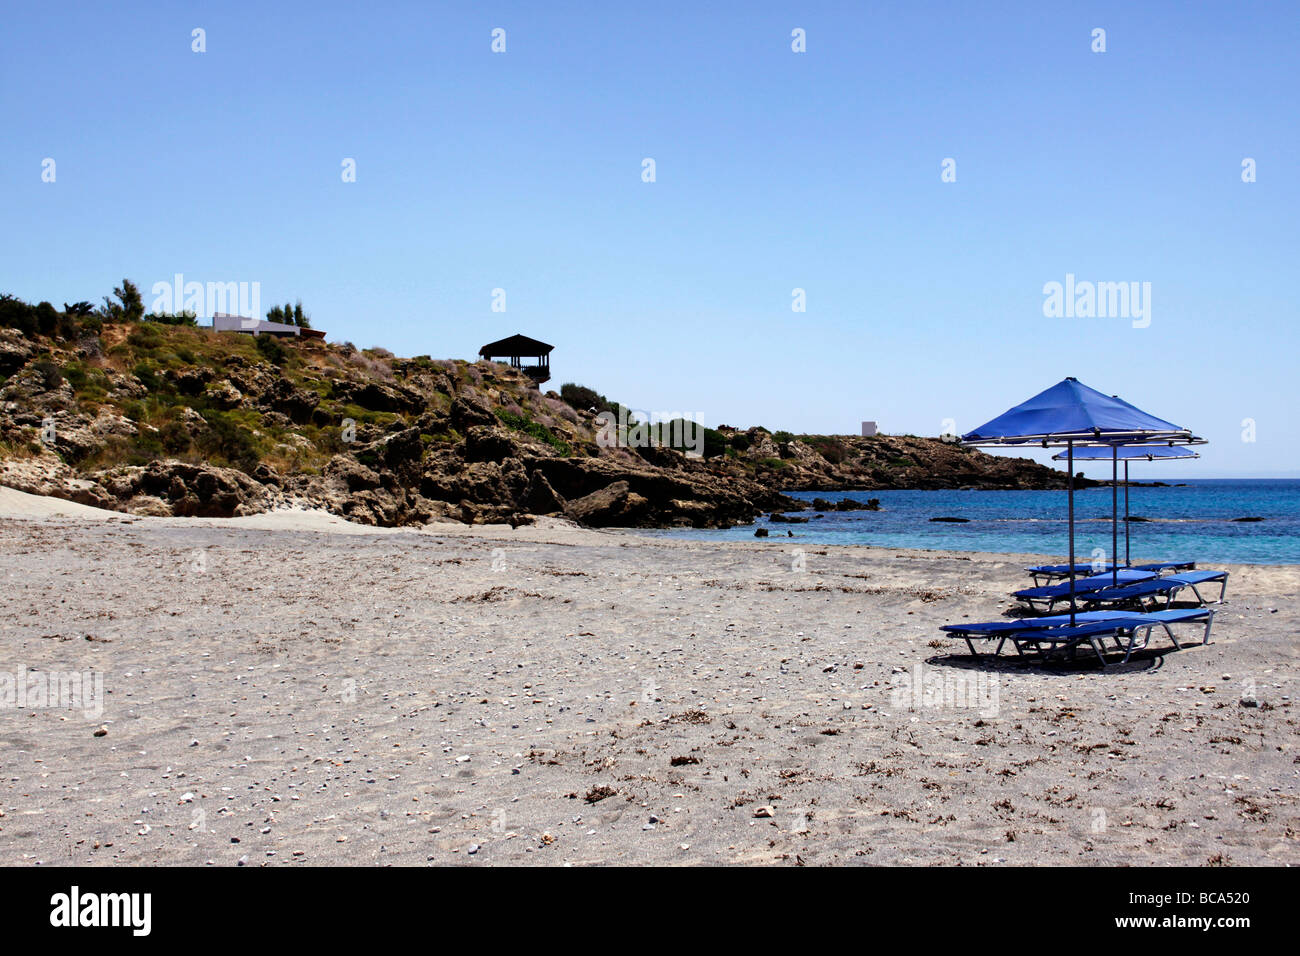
<box><xmin>1123</xmin><ymin>461</ymin><xmax>1131</xmax><ymax>566</ymax></box>
<box><xmin>1068</xmin><ymin>440</ymin><xmax>1076</xmax><ymax>625</ymax></box>
<box><xmin>1112</xmin><ymin>446</ymin><xmax>1119</xmax><ymax>586</ymax></box>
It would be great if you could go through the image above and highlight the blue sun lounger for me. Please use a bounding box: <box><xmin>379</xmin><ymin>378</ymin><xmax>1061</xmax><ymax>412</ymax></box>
<box><xmin>1080</xmin><ymin>570</ymin><xmax>1229</xmax><ymax>609</ymax></box>
<box><xmin>944</xmin><ymin>608</ymin><xmax>1215</xmax><ymax>666</ymax></box>
<box><xmin>1014</xmin><ymin>608</ymin><xmax>1216</xmax><ymax>666</ymax></box>
<box><xmin>941</xmin><ymin>610</ymin><xmax>1136</xmax><ymax>657</ymax></box>
<box><xmin>1012</xmin><ymin>569</ymin><xmax>1159</xmax><ymax>612</ymax></box>
<box><xmin>1024</xmin><ymin>560</ymin><xmax>1195</xmax><ymax>586</ymax></box>
<box><xmin>1024</xmin><ymin>563</ymin><xmax>1115</xmax><ymax>585</ymax></box>
<box><xmin>1135</xmin><ymin>561</ymin><xmax>1197</xmax><ymax>573</ymax></box>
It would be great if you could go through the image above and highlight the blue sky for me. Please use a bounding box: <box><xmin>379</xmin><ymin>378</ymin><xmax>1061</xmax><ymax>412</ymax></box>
<box><xmin>3</xmin><ymin>1</ymin><xmax>1296</xmax><ymax>477</ymax></box>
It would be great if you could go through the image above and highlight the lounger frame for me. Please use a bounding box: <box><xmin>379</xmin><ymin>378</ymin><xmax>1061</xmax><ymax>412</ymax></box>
<box><xmin>948</xmin><ymin>609</ymin><xmax>1215</xmax><ymax>667</ymax></box>
<box><xmin>1024</xmin><ymin>561</ymin><xmax>1195</xmax><ymax>587</ymax></box>
<box><xmin>1016</xmin><ymin>610</ymin><xmax>1214</xmax><ymax>666</ymax></box>
<box><xmin>1081</xmin><ymin>572</ymin><xmax>1228</xmax><ymax>611</ymax></box>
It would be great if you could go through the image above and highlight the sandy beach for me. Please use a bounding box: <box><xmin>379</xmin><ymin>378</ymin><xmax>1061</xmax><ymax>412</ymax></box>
<box><xmin>0</xmin><ymin>487</ymin><xmax>1296</xmax><ymax>867</ymax></box>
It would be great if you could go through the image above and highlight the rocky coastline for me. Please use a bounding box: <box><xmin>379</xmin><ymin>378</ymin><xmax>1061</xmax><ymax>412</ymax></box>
<box><xmin>0</xmin><ymin>323</ymin><xmax>1082</xmax><ymax>529</ymax></box>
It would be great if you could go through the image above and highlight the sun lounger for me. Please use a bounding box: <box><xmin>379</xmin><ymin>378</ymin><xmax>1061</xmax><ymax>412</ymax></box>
<box><xmin>1080</xmin><ymin>570</ymin><xmax>1229</xmax><ymax>609</ymax></box>
<box><xmin>1025</xmin><ymin>560</ymin><xmax>1194</xmax><ymax>585</ymax></box>
<box><xmin>941</xmin><ymin>610</ymin><xmax>1135</xmax><ymax>657</ymax></box>
<box><xmin>1014</xmin><ymin>607</ymin><xmax>1215</xmax><ymax>666</ymax></box>
<box><xmin>1024</xmin><ymin>563</ymin><xmax>1116</xmax><ymax>585</ymax></box>
<box><xmin>1012</xmin><ymin>569</ymin><xmax>1159</xmax><ymax>612</ymax></box>
<box><xmin>1133</xmin><ymin>561</ymin><xmax>1196</xmax><ymax>573</ymax></box>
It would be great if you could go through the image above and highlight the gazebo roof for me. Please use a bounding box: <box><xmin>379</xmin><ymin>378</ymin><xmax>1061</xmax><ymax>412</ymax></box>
<box><xmin>479</xmin><ymin>333</ymin><xmax>553</xmax><ymax>358</ymax></box>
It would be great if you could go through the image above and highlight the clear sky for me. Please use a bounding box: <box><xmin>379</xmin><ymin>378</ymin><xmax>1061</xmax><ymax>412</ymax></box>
<box><xmin>3</xmin><ymin>1</ymin><xmax>1296</xmax><ymax>478</ymax></box>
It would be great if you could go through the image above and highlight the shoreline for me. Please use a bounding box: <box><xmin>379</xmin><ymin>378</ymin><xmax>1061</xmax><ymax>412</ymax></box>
<box><xmin>3</xmin><ymin>484</ymin><xmax>1298</xmax><ymax>570</ymax></box>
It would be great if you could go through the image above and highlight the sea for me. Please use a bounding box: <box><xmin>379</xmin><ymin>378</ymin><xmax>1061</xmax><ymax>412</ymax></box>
<box><xmin>645</xmin><ymin>479</ymin><xmax>1300</xmax><ymax>566</ymax></box>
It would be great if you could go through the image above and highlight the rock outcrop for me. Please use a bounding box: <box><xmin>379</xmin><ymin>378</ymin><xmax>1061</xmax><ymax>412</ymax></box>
<box><xmin>0</xmin><ymin>318</ymin><xmax>1077</xmax><ymax>527</ymax></box>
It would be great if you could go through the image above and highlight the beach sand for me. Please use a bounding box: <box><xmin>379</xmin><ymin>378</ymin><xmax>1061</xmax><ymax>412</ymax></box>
<box><xmin>0</xmin><ymin>486</ymin><xmax>1296</xmax><ymax>866</ymax></box>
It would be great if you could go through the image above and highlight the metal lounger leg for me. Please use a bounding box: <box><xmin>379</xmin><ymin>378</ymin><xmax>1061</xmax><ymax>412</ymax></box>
<box><xmin>1087</xmin><ymin>637</ymin><xmax>1109</xmax><ymax>667</ymax></box>
<box><xmin>1187</xmin><ymin>579</ymin><xmax>1226</xmax><ymax>607</ymax></box>
<box><xmin>1161</xmin><ymin>622</ymin><xmax>1184</xmax><ymax>651</ymax></box>
<box><xmin>1121</xmin><ymin>628</ymin><xmax>1145</xmax><ymax>665</ymax></box>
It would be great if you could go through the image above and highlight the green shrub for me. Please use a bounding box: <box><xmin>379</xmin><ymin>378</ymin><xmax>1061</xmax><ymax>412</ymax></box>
<box><xmin>196</xmin><ymin>410</ymin><xmax>261</xmax><ymax>470</ymax></box>
<box><xmin>132</xmin><ymin>361</ymin><xmax>163</xmax><ymax>392</ymax></box>
<box><xmin>61</xmin><ymin>362</ymin><xmax>88</xmax><ymax>390</ymax></box>
<box><xmin>132</xmin><ymin>428</ymin><xmax>164</xmax><ymax>458</ymax></box>
<box><xmin>160</xmin><ymin>421</ymin><xmax>192</xmax><ymax>454</ymax></box>
<box><xmin>32</xmin><ymin>359</ymin><xmax>64</xmax><ymax>390</ymax></box>
<box><xmin>35</xmin><ymin>302</ymin><xmax>60</xmax><ymax>337</ymax></box>
<box><xmin>255</xmin><ymin>333</ymin><xmax>287</xmax><ymax>366</ymax></box>
<box><xmin>497</xmin><ymin>409</ymin><xmax>570</xmax><ymax>456</ymax></box>
<box><xmin>145</xmin><ymin>311</ymin><xmax>198</xmax><ymax>326</ymax></box>
<box><xmin>340</xmin><ymin>403</ymin><xmax>397</xmax><ymax>427</ymax></box>
<box><xmin>0</xmin><ymin>294</ymin><xmax>38</xmax><ymax>336</ymax></box>
<box><xmin>128</xmin><ymin>324</ymin><xmax>164</xmax><ymax>351</ymax></box>
<box><xmin>702</xmin><ymin>427</ymin><xmax>727</xmax><ymax>459</ymax></box>
<box><xmin>804</xmin><ymin>435</ymin><xmax>847</xmax><ymax>465</ymax></box>
<box><xmin>1</xmin><ymin>291</ymin><xmax>107</xmax><ymax>339</ymax></box>
<box><xmin>558</xmin><ymin>383</ymin><xmax>613</xmax><ymax>414</ymax></box>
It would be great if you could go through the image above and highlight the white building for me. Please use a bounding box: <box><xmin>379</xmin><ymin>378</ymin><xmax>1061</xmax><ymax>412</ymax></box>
<box><xmin>212</xmin><ymin>313</ymin><xmax>300</xmax><ymax>338</ymax></box>
<box><xmin>861</xmin><ymin>421</ymin><xmax>878</xmax><ymax>437</ymax></box>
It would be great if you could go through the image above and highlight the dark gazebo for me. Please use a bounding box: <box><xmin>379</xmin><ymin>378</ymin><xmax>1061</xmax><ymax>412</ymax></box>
<box><xmin>478</xmin><ymin>333</ymin><xmax>553</xmax><ymax>385</ymax></box>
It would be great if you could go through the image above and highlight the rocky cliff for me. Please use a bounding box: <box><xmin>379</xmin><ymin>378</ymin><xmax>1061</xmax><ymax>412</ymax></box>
<box><xmin>0</xmin><ymin>319</ymin><xmax>1074</xmax><ymax>528</ymax></box>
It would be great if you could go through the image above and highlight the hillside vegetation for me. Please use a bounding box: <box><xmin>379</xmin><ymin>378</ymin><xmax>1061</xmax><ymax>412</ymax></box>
<box><xmin>0</xmin><ymin>289</ymin><xmax>1074</xmax><ymax>527</ymax></box>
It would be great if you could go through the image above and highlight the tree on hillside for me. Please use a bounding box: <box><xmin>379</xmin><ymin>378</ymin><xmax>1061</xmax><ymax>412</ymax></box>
<box><xmin>268</xmin><ymin>300</ymin><xmax>311</xmax><ymax>328</ymax></box>
<box><xmin>1</xmin><ymin>294</ymin><xmax>100</xmax><ymax>338</ymax></box>
<box><xmin>101</xmin><ymin>279</ymin><xmax>144</xmax><ymax>322</ymax></box>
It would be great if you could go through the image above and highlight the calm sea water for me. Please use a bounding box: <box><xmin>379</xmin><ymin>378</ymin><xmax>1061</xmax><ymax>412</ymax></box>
<box><xmin>645</xmin><ymin>479</ymin><xmax>1300</xmax><ymax>565</ymax></box>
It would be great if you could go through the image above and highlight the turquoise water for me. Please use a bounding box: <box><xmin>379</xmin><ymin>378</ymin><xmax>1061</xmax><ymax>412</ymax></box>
<box><xmin>645</xmin><ymin>479</ymin><xmax>1300</xmax><ymax>565</ymax></box>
